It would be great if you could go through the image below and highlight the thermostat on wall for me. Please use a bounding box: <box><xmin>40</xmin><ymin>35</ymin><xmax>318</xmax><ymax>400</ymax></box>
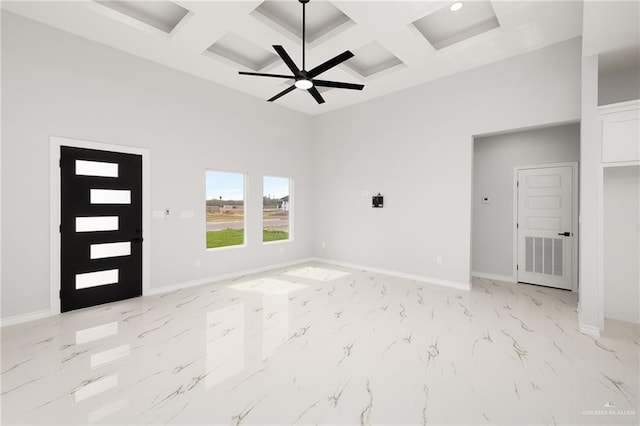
<box><xmin>372</xmin><ymin>193</ymin><xmax>384</xmax><ymax>208</ymax></box>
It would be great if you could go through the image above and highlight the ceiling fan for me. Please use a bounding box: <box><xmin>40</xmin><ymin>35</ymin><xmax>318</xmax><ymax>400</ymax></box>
<box><xmin>239</xmin><ymin>0</ymin><xmax>364</xmax><ymax>104</ymax></box>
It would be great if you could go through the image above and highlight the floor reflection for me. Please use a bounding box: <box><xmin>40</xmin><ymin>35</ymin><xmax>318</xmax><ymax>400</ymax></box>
<box><xmin>68</xmin><ymin>320</ymin><xmax>132</xmax><ymax>422</ymax></box>
<box><xmin>206</xmin><ymin>304</ymin><xmax>244</xmax><ymax>389</ymax></box>
<box><xmin>283</xmin><ymin>266</ymin><xmax>351</xmax><ymax>281</ymax></box>
<box><xmin>262</xmin><ymin>295</ymin><xmax>289</xmax><ymax>360</ymax></box>
<box><xmin>74</xmin><ymin>374</ymin><xmax>118</xmax><ymax>403</ymax></box>
<box><xmin>75</xmin><ymin>321</ymin><xmax>118</xmax><ymax>345</ymax></box>
<box><xmin>229</xmin><ymin>277</ymin><xmax>306</xmax><ymax>295</ymax></box>
<box><xmin>90</xmin><ymin>344</ymin><xmax>130</xmax><ymax>369</ymax></box>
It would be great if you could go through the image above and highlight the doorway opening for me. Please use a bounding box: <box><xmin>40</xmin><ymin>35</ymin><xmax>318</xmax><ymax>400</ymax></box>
<box><xmin>471</xmin><ymin>123</ymin><xmax>580</xmax><ymax>291</ymax></box>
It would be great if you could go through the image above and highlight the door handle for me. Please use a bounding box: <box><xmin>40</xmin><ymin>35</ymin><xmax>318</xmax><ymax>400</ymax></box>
<box><xmin>557</xmin><ymin>232</ymin><xmax>572</xmax><ymax>237</ymax></box>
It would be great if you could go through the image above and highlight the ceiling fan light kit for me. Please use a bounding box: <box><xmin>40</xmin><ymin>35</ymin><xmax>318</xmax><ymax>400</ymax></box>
<box><xmin>295</xmin><ymin>79</ymin><xmax>313</xmax><ymax>90</ymax></box>
<box><xmin>239</xmin><ymin>0</ymin><xmax>364</xmax><ymax>104</ymax></box>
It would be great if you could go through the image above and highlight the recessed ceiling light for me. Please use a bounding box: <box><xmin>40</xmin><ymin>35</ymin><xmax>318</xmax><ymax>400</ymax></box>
<box><xmin>450</xmin><ymin>2</ymin><xmax>464</xmax><ymax>12</ymax></box>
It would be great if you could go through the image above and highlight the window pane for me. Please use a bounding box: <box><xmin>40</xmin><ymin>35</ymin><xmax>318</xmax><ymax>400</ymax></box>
<box><xmin>263</xmin><ymin>176</ymin><xmax>290</xmax><ymax>242</ymax></box>
<box><xmin>90</xmin><ymin>241</ymin><xmax>131</xmax><ymax>259</ymax></box>
<box><xmin>76</xmin><ymin>160</ymin><xmax>118</xmax><ymax>178</ymax></box>
<box><xmin>206</xmin><ymin>171</ymin><xmax>245</xmax><ymax>249</ymax></box>
<box><xmin>76</xmin><ymin>216</ymin><xmax>119</xmax><ymax>232</ymax></box>
<box><xmin>75</xmin><ymin>269</ymin><xmax>119</xmax><ymax>290</ymax></box>
<box><xmin>90</xmin><ymin>189</ymin><xmax>131</xmax><ymax>204</ymax></box>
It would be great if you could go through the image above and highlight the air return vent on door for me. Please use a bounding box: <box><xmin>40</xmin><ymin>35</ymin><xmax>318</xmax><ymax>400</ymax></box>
<box><xmin>525</xmin><ymin>236</ymin><xmax>563</xmax><ymax>277</ymax></box>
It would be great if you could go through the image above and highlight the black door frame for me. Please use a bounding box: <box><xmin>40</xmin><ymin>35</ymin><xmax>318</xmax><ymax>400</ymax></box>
<box><xmin>50</xmin><ymin>136</ymin><xmax>150</xmax><ymax>315</ymax></box>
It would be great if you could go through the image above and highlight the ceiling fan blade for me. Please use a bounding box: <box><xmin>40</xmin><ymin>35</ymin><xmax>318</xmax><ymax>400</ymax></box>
<box><xmin>239</xmin><ymin>71</ymin><xmax>295</xmax><ymax>79</ymax></box>
<box><xmin>307</xmin><ymin>51</ymin><xmax>354</xmax><ymax>78</ymax></box>
<box><xmin>312</xmin><ymin>80</ymin><xmax>364</xmax><ymax>90</ymax></box>
<box><xmin>307</xmin><ymin>86</ymin><xmax>325</xmax><ymax>104</ymax></box>
<box><xmin>273</xmin><ymin>45</ymin><xmax>301</xmax><ymax>77</ymax></box>
<box><xmin>267</xmin><ymin>85</ymin><xmax>296</xmax><ymax>102</ymax></box>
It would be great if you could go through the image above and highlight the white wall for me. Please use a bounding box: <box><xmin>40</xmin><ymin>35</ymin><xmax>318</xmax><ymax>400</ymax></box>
<box><xmin>603</xmin><ymin>166</ymin><xmax>640</xmax><ymax>324</ymax></box>
<box><xmin>472</xmin><ymin>124</ymin><xmax>580</xmax><ymax>279</ymax></box>
<box><xmin>1</xmin><ymin>12</ymin><xmax>314</xmax><ymax>319</ymax></box>
<box><xmin>312</xmin><ymin>38</ymin><xmax>582</xmax><ymax>286</ymax></box>
<box><xmin>599</xmin><ymin>67</ymin><xmax>640</xmax><ymax>106</ymax></box>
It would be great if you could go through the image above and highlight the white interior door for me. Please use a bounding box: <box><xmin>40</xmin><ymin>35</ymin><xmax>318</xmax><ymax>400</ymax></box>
<box><xmin>517</xmin><ymin>166</ymin><xmax>573</xmax><ymax>290</ymax></box>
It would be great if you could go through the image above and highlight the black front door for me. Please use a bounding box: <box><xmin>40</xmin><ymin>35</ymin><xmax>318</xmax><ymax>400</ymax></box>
<box><xmin>60</xmin><ymin>146</ymin><xmax>143</xmax><ymax>312</ymax></box>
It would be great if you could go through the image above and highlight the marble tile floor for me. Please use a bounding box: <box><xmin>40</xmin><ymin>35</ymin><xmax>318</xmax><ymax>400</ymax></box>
<box><xmin>1</xmin><ymin>262</ymin><xmax>638</xmax><ymax>425</ymax></box>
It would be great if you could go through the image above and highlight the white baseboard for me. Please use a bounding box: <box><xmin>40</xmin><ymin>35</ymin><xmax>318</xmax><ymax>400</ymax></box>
<box><xmin>0</xmin><ymin>310</ymin><xmax>51</xmax><ymax>327</ymax></box>
<box><xmin>146</xmin><ymin>257</ymin><xmax>315</xmax><ymax>296</ymax></box>
<box><xmin>472</xmin><ymin>271</ymin><xmax>516</xmax><ymax>283</ymax></box>
<box><xmin>579</xmin><ymin>323</ymin><xmax>601</xmax><ymax>337</ymax></box>
<box><xmin>313</xmin><ymin>257</ymin><xmax>471</xmax><ymax>291</ymax></box>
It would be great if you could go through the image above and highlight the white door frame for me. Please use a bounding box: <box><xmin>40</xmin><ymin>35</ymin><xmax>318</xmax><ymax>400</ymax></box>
<box><xmin>49</xmin><ymin>136</ymin><xmax>151</xmax><ymax>315</ymax></box>
<box><xmin>513</xmin><ymin>162</ymin><xmax>579</xmax><ymax>292</ymax></box>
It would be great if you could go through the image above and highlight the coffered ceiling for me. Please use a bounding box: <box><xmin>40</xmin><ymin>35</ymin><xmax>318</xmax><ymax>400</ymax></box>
<box><xmin>1</xmin><ymin>1</ymin><xmax>584</xmax><ymax>115</ymax></box>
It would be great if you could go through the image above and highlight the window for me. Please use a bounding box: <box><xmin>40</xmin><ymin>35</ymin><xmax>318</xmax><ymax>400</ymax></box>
<box><xmin>263</xmin><ymin>176</ymin><xmax>291</xmax><ymax>242</ymax></box>
<box><xmin>205</xmin><ymin>171</ymin><xmax>245</xmax><ymax>249</ymax></box>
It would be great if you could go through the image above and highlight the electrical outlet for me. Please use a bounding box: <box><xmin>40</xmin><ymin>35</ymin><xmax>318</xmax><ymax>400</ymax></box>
<box><xmin>321</xmin><ymin>242</ymin><xmax>326</xmax><ymax>248</ymax></box>
<box><xmin>436</xmin><ymin>256</ymin><xmax>443</xmax><ymax>265</ymax></box>
<box><xmin>194</xmin><ymin>259</ymin><xmax>200</xmax><ymax>267</ymax></box>
<box><xmin>280</xmin><ymin>247</ymin><xmax>284</xmax><ymax>253</ymax></box>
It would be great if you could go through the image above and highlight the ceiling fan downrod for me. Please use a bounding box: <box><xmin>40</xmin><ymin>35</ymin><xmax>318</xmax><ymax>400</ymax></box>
<box><xmin>296</xmin><ymin>0</ymin><xmax>311</xmax><ymax>89</ymax></box>
<box><xmin>301</xmin><ymin>0</ymin><xmax>308</xmax><ymax>71</ymax></box>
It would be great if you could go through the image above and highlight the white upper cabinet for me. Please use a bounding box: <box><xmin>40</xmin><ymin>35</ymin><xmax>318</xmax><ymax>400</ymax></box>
<box><xmin>599</xmin><ymin>100</ymin><xmax>640</xmax><ymax>163</ymax></box>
